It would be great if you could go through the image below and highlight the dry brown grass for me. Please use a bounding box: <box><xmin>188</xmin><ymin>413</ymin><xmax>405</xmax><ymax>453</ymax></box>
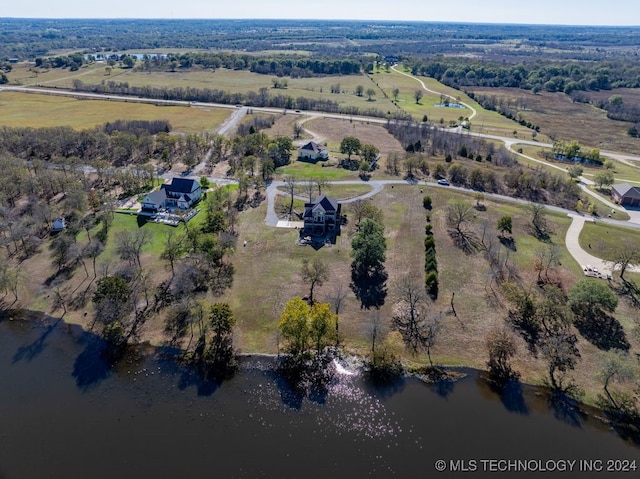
<box><xmin>305</xmin><ymin>117</ymin><xmax>406</xmax><ymax>156</ymax></box>
<box><xmin>469</xmin><ymin>87</ymin><xmax>638</xmax><ymax>154</ymax></box>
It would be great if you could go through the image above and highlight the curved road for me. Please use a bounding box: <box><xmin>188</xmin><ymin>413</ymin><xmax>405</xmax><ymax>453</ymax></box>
<box><xmin>4</xmin><ymin>79</ymin><xmax>640</xmax><ymax>274</ymax></box>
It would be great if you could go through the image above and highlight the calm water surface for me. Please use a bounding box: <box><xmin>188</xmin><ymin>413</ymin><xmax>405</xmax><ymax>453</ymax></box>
<box><xmin>1</xmin><ymin>318</ymin><xmax>639</xmax><ymax>479</ymax></box>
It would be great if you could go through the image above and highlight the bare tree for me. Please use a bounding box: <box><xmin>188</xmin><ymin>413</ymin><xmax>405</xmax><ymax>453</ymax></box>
<box><xmin>609</xmin><ymin>246</ymin><xmax>640</xmax><ymax>280</ymax></box>
<box><xmin>325</xmin><ymin>283</ymin><xmax>348</xmax><ymax>344</ymax></box>
<box><xmin>367</xmin><ymin>309</ymin><xmax>387</xmax><ymax>354</ymax></box>
<box><xmin>293</xmin><ymin>122</ymin><xmax>304</xmax><ymax>139</ymax></box>
<box><xmin>304</xmin><ymin>179</ymin><xmax>316</xmax><ymax>202</ymax></box>
<box><xmin>391</xmin><ymin>274</ymin><xmax>443</xmax><ymax>368</ymax></box>
<box><xmin>161</xmin><ymin>230</ymin><xmax>186</xmax><ymax>276</ymax></box>
<box><xmin>301</xmin><ymin>258</ymin><xmax>329</xmax><ymax>304</ymax></box>
<box><xmin>315</xmin><ymin>177</ymin><xmax>329</xmax><ymax>196</ymax></box>
<box><xmin>533</xmin><ymin>244</ymin><xmax>561</xmax><ymax>283</ymax></box>
<box><xmin>116</xmin><ymin>229</ymin><xmax>152</xmax><ymax>268</ymax></box>
<box><xmin>283</xmin><ymin>175</ymin><xmax>297</xmax><ymax>218</ymax></box>
<box><xmin>414</xmin><ymin>89</ymin><xmax>423</xmax><ymax>104</ymax></box>
<box><xmin>528</xmin><ymin>203</ymin><xmax>550</xmax><ymax>239</ymax></box>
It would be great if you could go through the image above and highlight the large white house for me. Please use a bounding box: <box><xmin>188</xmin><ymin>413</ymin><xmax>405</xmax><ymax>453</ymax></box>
<box><xmin>298</xmin><ymin>141</ymin><xmax>329</xmax><ymax>161</ymax></box>
<box><xmin>141</xmin><ymin>178</ymin><xmax>202</xmax><ymax>212</ymax></box>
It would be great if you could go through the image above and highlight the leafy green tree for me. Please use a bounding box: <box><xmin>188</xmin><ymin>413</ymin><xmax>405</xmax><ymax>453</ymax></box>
<box><xmin>594</xmin><ymin>170</ymin><xmax>614</xmax><ymax>189</ymax></box>
<box><xmin>361</xmin><ymin>144</ymin><xmax>379</xmax><ymax>163</ymax></box>
<box><xmin>340</xmin><ymin>136</ymin><xmax>361</xmax><ymax>159</ymax></box>
<box><xmin>568</xmin><ymin>279</ymin><xmax>618</xmax><ymax>320</ymax></box>
<box><xmin>497</xmin><ymin>215</ymin><xmax>512</xmax><ymax>236</ymax></box>
<box><xmin>567</xmin><ymin>165</ymin><xmax>583</xmax><ymax>179</ymax></box>
<box><xmin>351</xmin><ymin>219</ymin><xmax>386</xmax><ymax>274</ymax></box>
<box><xmin>278</xmin><ymin>298</ymin><xmax>336</xmax><ymax>356</ymax></box>
<box><xmin>206</xmin><ymin>302</ymin><xmax>236</xmax><ymax>366</ymax></box>
<box><xmin>279</xmin><ymin>297</ymin><xmax>311</xmax><ymax>356</ymax></box>
<box><xmin>365</xmin><ymin>88</ymin><xmax>376</xmax><ymax>101</ymax></box>
<box><xmin>309</xmin><ymin>302</ymin><xmax>337</xmax><ymax>354</ymax></box>
<box><xmin>355</xmin><ymin>85</ymin><xmax>364</xmax><ymax>97</ymax></box>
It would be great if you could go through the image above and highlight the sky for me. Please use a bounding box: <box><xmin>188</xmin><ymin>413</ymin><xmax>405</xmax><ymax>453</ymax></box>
<box><xmin>3</xmin><ymin>0</ymin><xmax>640</xmax><ymax>26</ymax></box>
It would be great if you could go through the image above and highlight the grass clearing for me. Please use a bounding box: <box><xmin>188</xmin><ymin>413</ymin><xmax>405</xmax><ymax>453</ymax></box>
<box><xmin>579</xmin><ymin>221</ymin><xmax>640</xmax><ymax>261</ymax></box>
<box><xmin>468</xmin><ymin>86</ymin><xmax>639</xmax><ymax>154</ymax></box>
<box><xmin>0</xmin><ymin>91</ymin><xmax>230</xmax><ymax>133</ymax></box>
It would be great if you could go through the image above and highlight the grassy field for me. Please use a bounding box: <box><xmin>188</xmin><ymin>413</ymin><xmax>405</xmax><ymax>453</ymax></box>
<box><xmin>579</xmin><ymin>221</ymin><xmax>640</xmax><ymax>261</ymax></box>
<box><xmin>11</xmin><ymin>182</ymin><xmax>640</xmax><ymax>402</ymax></box>
<box><xmin>0</xmin><ymin>91</ymin><xmax>230</xmax><ymax>133</ymax></box>
<box><xmin>374</xmin><ymin>68</ymin><xmax>545</xmax><ymax>140</ymax></box>
<box><xmin>20</xmin><ymin>63</ymin><xmax>399</xmax><ymax>114</ymax></box>
<box><xmin>468</xmin><ymin>86</ymin><xmax>639</xmax><ymax>154</ymax></box>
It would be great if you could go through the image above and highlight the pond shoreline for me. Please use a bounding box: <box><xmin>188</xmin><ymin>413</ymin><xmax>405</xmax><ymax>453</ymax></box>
<box><xmin>3</xmin><ymin>308</ymin><xmax>635</xmax><ymax>444</ymax></box>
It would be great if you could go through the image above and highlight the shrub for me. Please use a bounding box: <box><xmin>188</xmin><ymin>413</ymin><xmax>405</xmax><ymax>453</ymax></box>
<box><xmin>425</xmin><ymin>271</ymin><xmax>439</xmax><ymax>299</ymax></box>
<box><xmin>423</xmin><ymin>195</ymin><xmax>432</xmax><ymax>210</ymax></box>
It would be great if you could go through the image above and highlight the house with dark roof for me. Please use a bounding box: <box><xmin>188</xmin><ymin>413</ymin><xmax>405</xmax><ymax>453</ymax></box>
<box><xmin>611</xmin><ymin>183</ymin><xmax>640</xmax><ymax>208</ymax></box>
<box><xmin>141</xmin><ymin>178</ymin><xmax>202</xmax><ymax>212</ymax></box>
<box><xmin>298</xmin><ymin>141</ymin><xmax>329</xmax><ymax>161</ymax></box>
<box><xmin>303</xmin><ymin>195</ymin><xmax>341</xmax><ymax>236</ymax></box>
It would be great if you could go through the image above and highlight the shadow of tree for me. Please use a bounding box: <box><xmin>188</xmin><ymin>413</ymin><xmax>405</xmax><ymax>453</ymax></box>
<box><xmin>350</xmin><ymin>265</ymin><xmax>387</xmax><ymax>309</ymax></box>
<box><xmin>574</xmin><ymin>312</ymin><xmax>630</xmax><ymax>351</ymax></box>
<box><xmin>546</xmin><ymin>389</ymin><xmax>586</xmax><ymax>428</ymax></box>
<box><xmin>490</xmin><ymin>379</ymin><xmax>529</xmax><ymax>415</ymax></box>
<box><xmin>448</xmin><ymin>230</ymin><xmax>480</xmax><ymax>254</ymax></box>
<box><xmin>72</xmin><ymin>334</ymin><xmax>112</xmax><ymax>390</ymax></box>
<box><xmin>613</xmin><ymin>279</ymin><xmax>640</xmax><ymax>309</ymax></box>
<box><xmin>12</xmin><ymin>318</ymin><xmax>61</xmax><ymax>363</ymax></box>
<box><xmin>499</xmin><ymin>236</ymin><xmax>517</xmax><ymax>252</ymax></box>
<box><xmin>272</xmin><ymin>355</ymin><xmax>335</xmax><ymax>409</ymax></box>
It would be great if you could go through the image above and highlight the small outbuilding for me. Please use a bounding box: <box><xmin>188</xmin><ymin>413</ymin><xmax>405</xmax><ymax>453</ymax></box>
<box><xmin>52</xmin><ymin>217</ymin><xmax>66</xmax><ymax>232</ymax></box>
<box><xmin>611</xmin><ymin>183</ymin><xmax>640</xmax><ymax>208</ymax></box>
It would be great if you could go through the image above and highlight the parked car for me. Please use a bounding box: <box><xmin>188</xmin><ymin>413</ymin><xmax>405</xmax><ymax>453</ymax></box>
<box><xmin>437</xmin><ymin>179</ymin><xmax>450</xmax><ymax>186</ymax></box>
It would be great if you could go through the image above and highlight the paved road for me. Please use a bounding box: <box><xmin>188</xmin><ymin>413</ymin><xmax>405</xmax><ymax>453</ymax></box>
<box><xmin>565</xmin><ymin>214</ymin><xmax>640</xmax><ymax>275</ymax></box>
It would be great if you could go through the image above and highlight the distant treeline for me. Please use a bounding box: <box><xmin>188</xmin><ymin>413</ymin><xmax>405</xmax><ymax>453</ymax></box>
<box><xmin>407</xmin><ymin>57</ymin><xmax>640</xmax><ymax>94</ymax></box>
<box><xmin>71</xmin><ymin>79</ymin><xmax>411</xmax><ymax>120</ymax></box>
<box><xmin>36</xmin><ymin>52</ymin><xmax>364</xmax><ymax>78</ymax></box>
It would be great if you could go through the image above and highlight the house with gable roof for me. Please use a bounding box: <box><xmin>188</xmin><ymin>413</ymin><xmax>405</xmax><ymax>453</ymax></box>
<box><xmin>303</xmin><ymin>195</ymin><xmax>341</xmax><ymax>236</ymax></box>
<box><xmin>611</xmin><ymin>183</ymin><xmax>640</xmax><ymax>208</ymax></box>
<box><xmin>298</xmin><ymin>141</ymin><xmax>329</xmax><ymax>161</ymax></box>
<box><xmin>141</xmin><ymin>178</ymin><xmax>202</xmax><ymax>212</ymax></box>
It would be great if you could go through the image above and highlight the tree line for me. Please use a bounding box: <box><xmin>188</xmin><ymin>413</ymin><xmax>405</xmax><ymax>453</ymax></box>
<box><xmin>407</xmin><ymin>56</ymin><xmax>640</xmax><ymax>94</ymax></box>
<box><xmin>70</xmin><ymin>80</ymin><xmax>409</xmax><ymax>120</ymax></box>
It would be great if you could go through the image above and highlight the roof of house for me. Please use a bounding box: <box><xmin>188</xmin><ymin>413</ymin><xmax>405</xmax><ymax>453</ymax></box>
<box><xmin>299</xmin><ymin>141</ymin><xmax>327</xmax><ymax>154</ymax></box>
<box><xmin>304</xmin><ymin>195</ymin><xmax>339</xmax><ymax>218</ymax></box>
<box><xmin>52</xmin><ymin>217</ymin><xmax>66</xmax><ymax>230</ymax></box>
<box><xmin>142</xmin><ymin>189</ymin><xmax>167</xmax><ymax>205</ymax></box>
<box><xmin>162</xmin><ymin>178</ymin><xmax>200</xmax><ymax>194</ymax></box>
<box><xmin>612</xmin><ymin>183</ymin><xmax>640</xmax><ymax>199</ymax></box>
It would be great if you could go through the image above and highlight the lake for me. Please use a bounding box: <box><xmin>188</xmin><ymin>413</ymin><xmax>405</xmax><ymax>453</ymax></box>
<box><xmin>1</xmin><ymin>317</ymin><xmax>638</xmax><ymax>478</ymax></box>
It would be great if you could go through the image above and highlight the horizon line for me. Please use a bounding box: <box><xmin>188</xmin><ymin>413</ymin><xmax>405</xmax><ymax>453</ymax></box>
<box><xmin>2</xmin><ymin>17</ymin><xmax>640</xmax><ymax>28</ymax></box>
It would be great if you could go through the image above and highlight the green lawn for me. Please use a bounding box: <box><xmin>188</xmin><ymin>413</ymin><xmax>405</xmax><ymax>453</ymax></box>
<box><xmin>277</xmin><ymin>160</ymin><xmax>357</xmax><ymax>180</ymax></box>
<box><xmin>579</xmin><ymin>221</ymin><xmax>640</xmax><ymax>261</ymax></box>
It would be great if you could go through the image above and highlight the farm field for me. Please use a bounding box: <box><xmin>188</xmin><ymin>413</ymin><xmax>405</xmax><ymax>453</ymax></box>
<box><xmin>0</xmin><ymin>91</ymin><xmax>230</xmax><ymax>133</ymax></box>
